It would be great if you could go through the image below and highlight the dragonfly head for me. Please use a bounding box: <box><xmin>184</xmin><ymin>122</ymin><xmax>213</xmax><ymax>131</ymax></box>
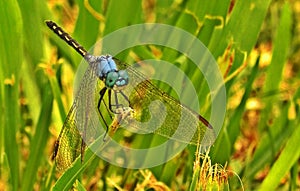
<box><xmin>105</xmin><ymin>70</ymin><xmax>129</xmax><ymax>89</ymax></box>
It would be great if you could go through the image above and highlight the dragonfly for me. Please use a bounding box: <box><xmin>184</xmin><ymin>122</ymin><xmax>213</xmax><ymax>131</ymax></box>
<box><xmin>46</xmin><ymin>20</ymin><xmax>216</xmax><ymax>170</ymax></box>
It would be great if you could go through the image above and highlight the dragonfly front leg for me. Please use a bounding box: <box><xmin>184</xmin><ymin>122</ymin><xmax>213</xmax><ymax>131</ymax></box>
<box><xmin>108</xmin><ymin>89</ymin><xmax>122</xmax><ymax>113</ymax></box>
<box><xmin>108</xmin><ymin>90</ymin><xmax>131</xmax><ymax>114</ymax></box>
<box><xmin>107</xmin><ymin>90</ymin><xmax>134</xmax><ymax>136</ymax></box>
<box><xmin>97</xmin><ymin>87</ymin><xmax>110</xmax><ymax>134</ymax></box>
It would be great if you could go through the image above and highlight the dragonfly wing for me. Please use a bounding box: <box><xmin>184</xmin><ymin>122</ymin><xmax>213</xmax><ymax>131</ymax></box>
<box><xmin>54</xmin><ymin>60</ymin><xmax>103</xmax><ymax>170</ymax></box>
<box><xmin>115</xmin><ymin>61</ymin><xmax>216</xmax><ymax>146</ymax></box>
<box><xmin>75</xmin><ymin>61</ymin><xmax>103</xmax><ymax>145</ymax></box>
<box><xmin>54</xmin><ymin>103</ymin><xmax>82</xmax><ymax>170</ymax></box>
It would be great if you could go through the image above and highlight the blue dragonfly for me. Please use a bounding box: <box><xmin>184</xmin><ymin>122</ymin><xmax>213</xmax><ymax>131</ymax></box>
<box><xmin>46</xmin><ymin>21</ymin><xmax>215</xmax><ymax>170</ymax></box>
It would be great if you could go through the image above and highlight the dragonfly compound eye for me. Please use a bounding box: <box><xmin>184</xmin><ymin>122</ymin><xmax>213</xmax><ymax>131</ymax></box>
<box><xmin>105</xmin><ymin>72</ymin><xmax>118</xmax><ymax>88</ymax></box>
<box><xmin>116</xmin><ymin>70</ymin><xmax>129</xmax><ymax>86</ymax></box>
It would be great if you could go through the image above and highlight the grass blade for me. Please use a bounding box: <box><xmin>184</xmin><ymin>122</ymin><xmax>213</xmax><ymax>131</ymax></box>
<box><xmin>21</xmin><ymin>84</ymin><xmax>53</xmax><ymax>191</ymax></box>
<box><xmin>258</xmin><ymin>120</ymin><xmax>300</xmax><ymax>190</ymax></box>
<box><xmin>0</xmin><ymin>1</ymin><xmax>23</xmax><ymax>190</ymax></box>
<box><xmin>258</xmin><ymin>2</ymin><xmax>292</xmax><ymax>131</ymax></box>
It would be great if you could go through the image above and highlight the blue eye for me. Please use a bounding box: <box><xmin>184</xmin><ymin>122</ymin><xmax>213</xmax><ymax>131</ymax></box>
<box><xmin>117</xmin><ymin>70</ymin><xmax>129</xmax><ymax>86</ymax></box>
<box><xmin>105</xmin><ymin>72</ymin><xmax>118</xmax><ymax>88</ymax></box>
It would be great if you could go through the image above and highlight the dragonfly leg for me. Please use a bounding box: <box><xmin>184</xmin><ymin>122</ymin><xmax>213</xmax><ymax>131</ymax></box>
<box><xmin>119</xmin><ymin>90</ymin><xmax>131</xmax><ymax>107</ymax></box>
<box><xmin>98</xmin><ymin>87</ymin><xmax>110</xmax><ymax>137</ymax></box>
<box><xmin>101</xmin><ymin>100</ymin><xmax>113</xmax><ymax>120</ymax></box>
<box><xmin>110</xmin><ymin>90</ymin><xmax>122</xmax><ymax>113</ymax></box>
<box><xmin>108</xmin><ymin>90</ymin><xmax>130</xmax><ymax>114</ymax></box>
<box><xmin>108</xmin><ymin>89</ymin><xmax>120</xmax><ymax>113</ymax></box>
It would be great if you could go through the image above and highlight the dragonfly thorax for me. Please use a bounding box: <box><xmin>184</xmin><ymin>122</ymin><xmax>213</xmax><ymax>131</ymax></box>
<box><xmin>95</xmin><ymin>55</ymin><xmax>129</xmax><ymax>89</ymax></box>
<box><xmin>96</xmin><ymin>55</ymin><xmax>117</xmax><ymax>79</ymax></box>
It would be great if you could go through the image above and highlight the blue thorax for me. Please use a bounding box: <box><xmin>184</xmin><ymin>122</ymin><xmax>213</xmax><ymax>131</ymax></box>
<box><xmin>95</xmin><ymin>55</ymin><xmax>129</xmax><ymax>89</ymax></box>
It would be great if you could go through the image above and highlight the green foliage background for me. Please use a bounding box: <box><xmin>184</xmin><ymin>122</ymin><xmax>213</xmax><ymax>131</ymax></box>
<box><xmin>0</xmin><ymin>0</ymin><xmax>299</xmax><ymax>190</ymax></box>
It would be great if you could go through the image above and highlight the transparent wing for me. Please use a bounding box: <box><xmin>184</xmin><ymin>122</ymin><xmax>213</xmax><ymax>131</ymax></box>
<box><xmin>115</xmin><ymin>60</ymin><xmax>216</xmax><ymax>146</ymax></box>
<box><xmin>75</xmin><ymin>60</ymin><xmax>103</xmax><ymax>147</ymax></box>
<box><xmin>54</xmin><ymin>60</ymin><xmax>102</xmax><ymax>170</ymax></box>
<box><xmin>53</xmin><ymin>104</ymin><xmax>81</xmax><ymax>170</ymax></box>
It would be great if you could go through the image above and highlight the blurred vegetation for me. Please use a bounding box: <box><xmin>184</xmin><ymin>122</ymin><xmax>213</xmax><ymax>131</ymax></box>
<box><xmin>0</xmin><ymin>0</ymin><xmax>299</xmax><ymax>190</ymax></box>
